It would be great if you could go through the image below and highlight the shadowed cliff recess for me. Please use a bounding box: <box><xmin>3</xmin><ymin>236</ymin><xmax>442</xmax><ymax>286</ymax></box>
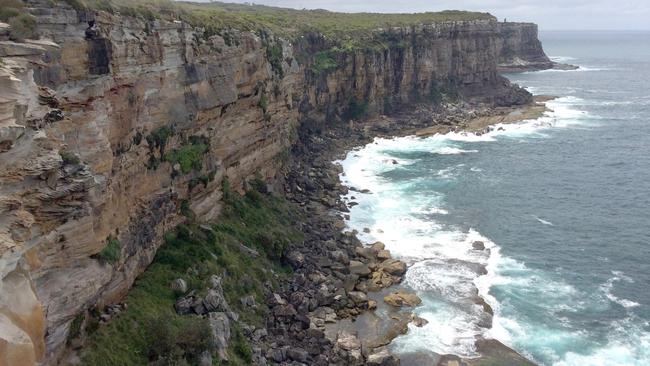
<box><xmin>0</xmin><ymin>0</ymin><xmax>553</xmax><ymax>364</ymax></box>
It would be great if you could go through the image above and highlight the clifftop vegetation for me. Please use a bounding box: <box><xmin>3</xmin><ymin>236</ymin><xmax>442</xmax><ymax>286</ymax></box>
<box><xmin>59</xmin><ymin>0</ymin><xmax>494</xmax><ymax>41</ymax></box>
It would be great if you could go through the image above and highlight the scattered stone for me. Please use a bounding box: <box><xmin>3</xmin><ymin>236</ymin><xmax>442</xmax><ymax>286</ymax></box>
<box><xmin>411</xmin><ymin>314</ymin><xmax>429</xmax><ymax>327</ymax></box>
<box><xmin>240</xmin><ymin>295</ymin><xmax>256</xmax><ymax>308</ymax></box>
<box><xmin>370</xmin><ymin>242</ymin><xmax>385</xmax><ymax>252</ymax></box>
<box><xmin>472</xmin><ymin>241</ymin><xmax>486</xmax><ymax>250</ymax></box>
<box><xmin>286</xmin><ymin>250</ymin><xmax>305</xmax><ymax>268</ymax></box>
<box><xmin>376</xmin><ymin>250</ymin><xmax>391</xmax><ymax>261</ymax></box>
<box><xmin>367</xmin><ymin>347</ymin><xmax>399</xmax><ymax>366</ymax></box>
<box><xmin>287</xmin><ymin>347</ymin><xmax>309</xmax><ymax>363</ymax></box>
<box><xmin>383</xmin><ymin>291</ymin><xmax>422</xmax><ymax>307</ymax></box>
<box><xmin>174</xmin><ymin>295</ymin><xmax>195</xmax><ymax>315</ymax></box>
<box><xmin>355</xmin><ymin>246</ymin><xmax>376</xmax><ymax>260</ymax></box>
<box><xmin>347</xmin><ymin>291</ymin><xmax>368</xmax><ymax>305</ymax></box>
<box><xmin>170</xmin><ymin>278</ymin><xmax>187</xmax><ymax>293</ymax></box>
<box><xmin>349</xmin><ymin>260</ymin><xmax>371</xmax><ymax>277</ymax></box>
<box><xmin>379</xmin><ymin>259</ymin><xmax>407</xmax><ymax>276</ymax></box>
<box><xmin>337</xmin><ymin>331</ymin><xmax>361</xmax><ymax>351</ymax></box>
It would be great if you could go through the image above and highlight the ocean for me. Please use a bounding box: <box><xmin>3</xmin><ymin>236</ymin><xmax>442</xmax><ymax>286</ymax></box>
<box><xmin>339</xmin><ymin>31</ymin><xmax>650</xmax><ymax>365</ymax></box>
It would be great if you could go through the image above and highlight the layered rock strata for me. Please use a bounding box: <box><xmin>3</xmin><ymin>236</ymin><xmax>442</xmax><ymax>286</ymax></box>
<box><xmin>0</xmin><ymin>1</ymin><xmax>549</xmax><ymax>364</ymax></box>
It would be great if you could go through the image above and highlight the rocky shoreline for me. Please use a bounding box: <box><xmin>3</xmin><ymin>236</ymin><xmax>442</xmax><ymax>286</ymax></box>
<box><xmin>265</xmin><ymin>99</ymin><xmax>544</xmax><ymax>365</ymax></box>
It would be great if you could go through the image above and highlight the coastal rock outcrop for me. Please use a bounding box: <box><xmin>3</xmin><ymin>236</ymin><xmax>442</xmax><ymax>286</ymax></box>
<box><xmin>0</xmin><ymin>1</ymin><xmax>551</xmax><ymax>364</ymax></box>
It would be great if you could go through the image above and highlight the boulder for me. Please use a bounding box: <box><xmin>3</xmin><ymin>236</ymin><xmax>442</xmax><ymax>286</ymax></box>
<box><xmin>330</xmin><ymin>250</ymin><xmax>350</xmax><ymax>265</ymax></box>
<box><xmin>347</xmin><ymin>291</ymin><xmax>368</xmax><ymax>305</ymax></box>
<box><xmin>208</xmin><ymin>312</ymin><xmax>230</xmax><ymax>361</ymax></box>
<box><xmin>286</xmin><ymin>250</ymin><xmax>306</xmax><ymax>268</ymax></box>
<box><xmin>384</xmin><ymin>291</ymin><xmax>422</xmax><ymax>307</ymax></box>
<box><xmin>349</xmin><ymin>260</ymin><xmax>371</xmax><ymax>277</ymax></box>
<box><xmin>376</xmin><ymin>250</ymin><xmax>391</xmax><ymax>261</ymax></box>
<box><xmin>379</xmin><ymin>259</ymin><xmax>406</xmax><ymax>276</ymax></box>
<box><xmin>337</xmin><ymin>331</ymin><xmax>361</xmax><ymax>351</ymax></box>
<box><xmin>174</xmin><ymin>296</ymin><xmax>196</xmax><ymax>315</ymax></box>
<box><xmin>370</xmin><ymin>242</ymin><xmax>385</xmax><ymax>252</ymax></box>
<box><xmin>203</xmin><ymin>288</ymin><xmax>228</xmax><ymax>313</ymax></box>
<box><xmin>287</xmin><ymin>347</ymin><xmax>309</xmax><ymax>363</ymax></box>
<box><xmin>367</xmin><ymin>347</ymin><xmax>399</xmax><ymax>366</ymax></box>
<box><xmin>472</xmin><ymin>241</ymin><xmax>486</xmax><ymax>250</ymax></box>
<box><xmin>411</xmin><ymin>314</ymin><xmax>429</xmax><ymax>327</ymax></box>
<box><xmin>355</xmin><ymin>246</ymin><xmax>376</xmax><ymax>260</ymax></box>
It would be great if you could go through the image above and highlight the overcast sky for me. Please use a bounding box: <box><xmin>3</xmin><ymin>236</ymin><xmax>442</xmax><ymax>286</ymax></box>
<box><xmin>213</xmin><ymin>0</ymin><xmax>650</xmax><ymax>30</ymax></box>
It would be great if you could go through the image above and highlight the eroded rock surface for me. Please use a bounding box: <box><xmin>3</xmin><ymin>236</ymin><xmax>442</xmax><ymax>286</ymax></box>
<box><xmin>0</xmin><ymin>1</ymin><xmax>548</xmax><ymax>364</ymax></box>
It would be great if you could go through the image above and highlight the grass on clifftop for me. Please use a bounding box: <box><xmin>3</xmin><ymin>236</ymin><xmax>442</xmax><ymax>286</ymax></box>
<box><xmin>80</xmin><ymin>179</ymin><xmax>301</xmax><ymax>366</ymax></box>
<box><xmin>59</xmin><ymin>0</ymin><xmax>494</xmax><ymax>42</ymax></box>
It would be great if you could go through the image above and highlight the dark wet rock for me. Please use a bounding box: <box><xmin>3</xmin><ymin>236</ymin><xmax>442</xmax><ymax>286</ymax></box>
<box><xmin>287</xmin><ymin>347</ymin><xmax>309</xmax><ymax>362</ymax></box>
<box><xmin>472</xmin><ymin>241</ymin><xmax>486</xmax><ymax>250</ymax></box>
<box><xmin>174</xmin><ymin>295</ymin><xmax>196</xmax><ymax>315</ymax></box>
<box><xmin>286</xmin><ymin>250</ymin><xmax>306</xmax><ymax>268</ymax></box>
<box><xmin>347</xmin><ymin>291</ymin><xmax>368</xmax><ymax>305</ymax></box>
<box><xmin>411</xmin><ymin>314</ymin><xmax>429</xmax><ymax>327</ymax></box>
<box><xmin>355</xmin><ymin>246</ymin><xmax>376</xmax><ymax>260</ymax></box>
<box><xmin>349</xmin><ymin>260</ymin><xmax>371</xmax><ymax>277</ymax></box>
<box><xmin>330</xmin><ymin>249</ymin><xmax>350</xmax><ymax>265</ymax></box>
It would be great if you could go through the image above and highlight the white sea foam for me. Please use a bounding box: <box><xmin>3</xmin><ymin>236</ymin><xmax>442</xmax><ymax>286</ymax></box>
<box><xmin>549</xmin><ymin>56</ymin><xmax>577</xmax><ymax>63</ymax></box>
<box><xmin>335</xmin><ymin>95</ymin><xmax>641</xmax><ymax>364</ymax></box>
<box><xmin>599</xmin><ymin>272</ymin><xmax>640</xmax><ymax>309</ymax></box>
<box><xmin>534</xmin><ymin>215</ymin><xmax>554</xmax><ymax>226</ymax></box>
<box><xmin>437</xmin><ymin>147</ymin><xmax>479</xmax><ymax>155</ymax></box>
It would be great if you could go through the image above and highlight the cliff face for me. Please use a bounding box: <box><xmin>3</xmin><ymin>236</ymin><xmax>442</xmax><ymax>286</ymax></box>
<box><xmin>496</xmin><ymin>22</ymin><xmax>554</xmax><ymax>72</ymax></box>
<box><xmin>0</xmin><ymin>2</ymin><xmax>541</xmax><ymax>364</ymax></box>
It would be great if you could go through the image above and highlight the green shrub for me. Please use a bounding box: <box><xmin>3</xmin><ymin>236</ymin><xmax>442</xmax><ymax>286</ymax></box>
<box><xmin>311</xmin><ymin>51</ymin><xmax>339</xmax><ymax>75</ymax></box>
<box><xmin>265</xmin><ymin>42</ymin><xmax>284</xmax><ymax>77</ymax></box>
<box><xmin>258</xmin><ymin>93</ymin><xmax>269</xmax><ymax>112</ymax></box>
<box><xmin>232</xmin><ymin>324</ymin><xmax>252</xmax><ymax>363</ymax></box>
<box><xmin>345</xmin><ymin>97</ymin><xmax>368</xmax><ymax>120</ymax></box>
<box><xmin>82</xmin><ymin>179</ymin><xmax>301</xmax><ymax>365</ymax></box>
<box><xmin>59</xmin><ymin>150</ymin><xmax>80</xmax><ymax>165</ymax></box>
<box><xmin>145</xmin><ymin>315</ymin><xmax>214</xmax><ymax>365</ymax></box>
<box><xmin>0</xmin><ymin>7</ymin><xmax>20</xmax><ymax>22</ymax></box>
<box><xmin>95</xmin><ymin>236</ymin><xmax>121</xmax><ymax>264</ymax></box>
<box><xmin>7</xmin><ymin>13</ymin><xmax>37</xmax><ymax>41</ymax></box>
<box><xmin>146</xmin><ymin>126</ymin><xmax>172</xmax><ymax>154</ymax></box>
<box><xmin>67</xmin><ymin>313</ymin><xmax>84</xmax><ymax>343</ymax></box>
<box><xmin>164</xmin><ymin>141</ymin><xmax>208</xmax><ymax>174</ymax></box>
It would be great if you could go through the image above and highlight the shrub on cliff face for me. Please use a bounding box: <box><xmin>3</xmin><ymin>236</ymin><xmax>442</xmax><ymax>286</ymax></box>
<box><xmin>0</xmin><ymin>0</ymin><xmax>37</xmax><ymax>42</ymax></box>
<box><xmin>311</xmin><ymin>51</ymin><xmax>339</xmax><ymax>75</ymax></box>
<box><xmin>145</xmin><ymin>315</ymin><xmax>215</xmax><ymax>365</ymax></box>
<box><xmin>59</xmin><ymin>150</ymin><xmax>81</xmax><ymax>165</ymax></box>
<box><xmin>95</xmin><ymin>236</ymin><xmax>121</xmax><ymax>264</ymax></box>
<box><xmin>345</xmin><ymin>97</ymin><xmax>369</xmax><ymax>121</ymax></box>
<box><xmin>82</xmin><ymin>182</ymin><xmax>298</xmax><ymax>365</ymax></box>
<box><xmin>163</xmin><ymin>135</ymin><xmax>209</xmax><ymax>175</ymax></box>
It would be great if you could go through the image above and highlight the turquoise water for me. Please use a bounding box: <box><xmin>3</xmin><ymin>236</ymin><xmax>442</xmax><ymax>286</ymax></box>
<box><xmin>339</xmin><ymin>31</ymin><xmax>650</xmax><ymax>365</ymax></box>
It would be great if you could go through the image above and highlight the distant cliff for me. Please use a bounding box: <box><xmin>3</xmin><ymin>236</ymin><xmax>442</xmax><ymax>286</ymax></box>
<box><xmin>496</xmin><ymin>22</ymin><xmax>554</xmax><ymax>72</ymax></box>
<box><xmin>0</xmin><ymin>1</ymin><xmax>546</xmax><ymax>364</ymax></box>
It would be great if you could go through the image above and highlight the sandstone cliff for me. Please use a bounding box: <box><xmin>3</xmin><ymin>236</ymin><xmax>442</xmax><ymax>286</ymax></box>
<box><xmin>0</xmin><ymin>1</ymin><xmax>544</xmax><ymax>364</ymax></box>
<box><xmin>496</xmin><ymin>22</ymin><xmax>554</xmax><ymax>72</ymax></box>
